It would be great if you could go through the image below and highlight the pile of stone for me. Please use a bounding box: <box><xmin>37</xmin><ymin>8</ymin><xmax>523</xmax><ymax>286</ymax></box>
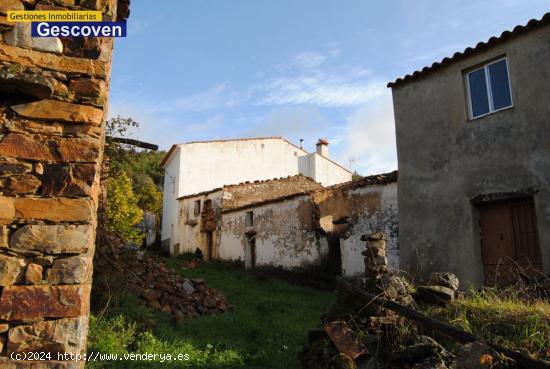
<box><xmin>96</xmin><ymin>231</ymin><xmax>231</xmax><ymax>324</ymax></box>
<box><xmin>302</xmin><ymin>232</ymin><xmax>521</xmax><ymax>369</ymax></box>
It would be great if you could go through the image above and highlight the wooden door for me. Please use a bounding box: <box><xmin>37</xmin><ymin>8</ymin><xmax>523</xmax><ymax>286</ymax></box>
<box><xmin>479</xmin><ymin>198</ymin><xmax>543</xmax><ymax>285</ymax></box>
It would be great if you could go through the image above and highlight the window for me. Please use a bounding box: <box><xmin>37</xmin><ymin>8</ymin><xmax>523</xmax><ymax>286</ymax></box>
<box><xmin>245</xmin><ymin>211</ymin><xmax>254</xmax><ymax>227</ymax></box>
<box><xmin>466</xmin><ymin>57</ymin><xmax>512</xmax><ymax>119</ymax></box>
<box><xmin>203</xmin><ymin>199</ymin><xmax>212</xmax><ymax>212</ymax></box>
<box><xmin>193</xmin><ymin>200</ymin><xmax>201</xmax><ymax>216</ymax></box>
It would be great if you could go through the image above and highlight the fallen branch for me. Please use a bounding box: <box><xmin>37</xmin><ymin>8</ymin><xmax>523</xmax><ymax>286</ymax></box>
<box><xmin>337</xmin><ymin>277</ymin><xmax>550</xmax><ymax>369</ymax></box>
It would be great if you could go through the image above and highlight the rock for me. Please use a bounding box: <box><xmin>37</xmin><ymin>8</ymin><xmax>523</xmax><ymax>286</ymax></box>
<box><xmin>0</xmin><ymin>335</ymin><xmax>4</xmax><ymax>354</ymax></box>
<box><xmin>0</xmin><ymin>44</ymin><xmax>107</xmax><ymax>78</ymax></box>
<box><xmin>416</xmin><ymin>286</ymin><xmax>455</xmax><ymax>305</ymax></box>
<box><xmin>4</xmin><ymin>22</ymin><xmax>63</xmax><ymax>53</ymax></box>
<box><xmin>0</xmin><ymin>196</ymin><xmax>15</xmax><ymax>223</ymax></box>
<box><xmin>0</xmin><ymin>0</ymin><xmax>24</xmax><ymax>15</ymax></box>
<box><xmin>391</xmin><ymin>343</ymin><xmax>440</xmax><ymax>363</ymax></box>
<box><xmin>0</xmin><ymin>133</ymin><xmax>56</xmax><ymax>161</ymax></box>
<box><xmin>13</xmin><ymin>197</ymin><xmax>94</xmax><ymax>222</ymax></box>
<box><xmin>25</xmin><ymin>263</ymin><xmax>43</xmax><ymax>284</ymax></box>
<box><xmin>10</xmin><ymin>224</ymin><xmax>92</xmax><ymax>254</ymax></box>
<box><xmin>2</xmin><ymin>173</ymin><xmax>41</xmax><ymax>194</ymax></box>
<box><xmin>0</xmin><ymin>160</ymin><xmax>32</xmax><ymax>177</ymax></box>
<box><xmin>10</xmin><ymin>100</ymin><xmax>103</xmax><ymax>125</ymax></box>
<box><xmin>0</xmin><ymin>225</ymin><xmax>8</xmax><ymax>248</ymax></box>
<box><xmin>55</xmin><ymin>137</ymin><xmax>101</xmax><ymax>162</ymax></box>
<box><xmin>0</xmin><ymin>63</ymin><xmax>54</xmax><ymax>99</ymax></box>
<box><xmin>429</xmin><ymin>272</ymin><xmax>460</xmax><ymax>292</ymax></box>
<box><xmin>0</xmin><ymin>254</ymin><xmax>26</xmax><ymax>286</ymax></box>
<box><xmin>41</xmin><ymin>163</ymin><xmax>96</xmax><ymax>197</ymax></box>
<box><xmin>69</xmin><ymin>78</ymin><xmax>106</xmax><ymax>105</ymax></box>
<box><xmin>34</xmin><ymin>163</ymin><xmax>44</xmax><ymax>175</ymax></box>
<box><xmin>456</xmin><ymin>342</ymin><xmax>499</xmax><ymax>369</ymax></box>
<box><xmin>7</xmin><ymin>317</ymin><xmax>88</xmax><ymax>355</ymax></box>
<box><xmin>0</xmin><ymin>323</ymin><xmax>8</xmax><ymax>333</ymax></box>
<box><xmin>48</xmin><ymin>256</ymin><xmax>91</xmax><ymax>284</ymax></box>
<box><xmin>0</xmin><ymin>284</ymin><xmax>90</xmax><ymax>320</ymax></box>
<box><xmin>181</xmin><ymin>279</ymin><xmax>196</xmax><ymax>294</ymax></box>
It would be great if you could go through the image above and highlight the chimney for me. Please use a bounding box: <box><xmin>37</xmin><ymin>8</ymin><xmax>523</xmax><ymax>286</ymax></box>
<box><xmin>299</xmin><ymin>139</ymin><xmax>304</xmax><ymax>150</ymax></box>
<box><xmin>316</xmin><ymin>139</ymin><xmax>329</xmax><ymax>157</ymax></box>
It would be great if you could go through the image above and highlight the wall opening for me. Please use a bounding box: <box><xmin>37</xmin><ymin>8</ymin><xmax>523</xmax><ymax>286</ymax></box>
<box><xmin>245</xmin><ymin>235</ymin><xmax>256</xmax><ymax>269</ymax></box>
<box><xmin>206</xmin><ymin>231</ymin><xmax>214</xmax><ymax>260</ymax></box>
<box><xmin>327</xmin><ymin>236</ymin><xmax>342</xmax><ymax>276</ymax></box>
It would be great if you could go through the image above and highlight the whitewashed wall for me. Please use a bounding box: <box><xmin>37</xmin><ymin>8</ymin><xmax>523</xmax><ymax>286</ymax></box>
<box><xmin>219</xmin><ymin>195</ymin><xmax>322</xmax><ymax>269</ymax></box>
<box><xmin>161</xmin><ymin>138</ymin><xmax>352</xmax><ymax>252</ymax></box>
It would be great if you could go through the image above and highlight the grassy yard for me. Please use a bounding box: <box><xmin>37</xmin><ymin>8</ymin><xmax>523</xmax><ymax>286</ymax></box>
<box><xmin>87</xmin><ymin>257</ymin><xmax>335</xmax><ymax>369</ymax></box>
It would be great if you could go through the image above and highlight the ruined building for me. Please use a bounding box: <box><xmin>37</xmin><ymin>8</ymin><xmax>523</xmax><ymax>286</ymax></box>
<box><xmin>389</xmin><ymin>13</ymin><xmax>550</xmax><ymax>286</ymax></box>
<box><xmin>0</xmin><ymin>0</ymin><xmax>128</xmax><ymax>366</ymax></box>
<box><xmin>161</xmin><ymin>137</ymin><xmax>353</xmax><ymax>254</ymax></box>
<box><xmin>177</xmin><ymin>172</ymin><xmax>398</xmax><ymax>277</ymax></box>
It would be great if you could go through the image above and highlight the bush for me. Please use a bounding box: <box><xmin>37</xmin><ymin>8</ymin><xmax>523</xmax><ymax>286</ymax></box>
<box><xmin>106</xmin><ymin>171</ymin><xmax>144</xmax><ymax>244</ymax></box>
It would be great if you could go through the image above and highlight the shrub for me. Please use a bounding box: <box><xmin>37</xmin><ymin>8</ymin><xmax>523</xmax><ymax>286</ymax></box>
<box><xmin>106</xmin><ymin>171</ymin><xmax>144</xmax><ymax>244</ymax></box>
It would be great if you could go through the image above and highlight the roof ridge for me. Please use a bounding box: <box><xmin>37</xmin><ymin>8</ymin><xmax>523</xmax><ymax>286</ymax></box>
<box><xmin>388</xmin><ymin>12</ymin><xmax>550</xmax><ymax>88</ymax></box>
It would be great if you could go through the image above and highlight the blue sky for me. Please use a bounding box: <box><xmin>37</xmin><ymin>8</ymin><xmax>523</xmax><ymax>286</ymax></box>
<box><xmin>109</xmin><ymin>1</ymin><xmax>550</xmax><ymax>175</ymax></box>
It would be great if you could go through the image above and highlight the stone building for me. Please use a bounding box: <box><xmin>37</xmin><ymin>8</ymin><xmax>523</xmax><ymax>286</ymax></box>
<box><xmin>161</xmin><ymin>137</ymin><xmax>353</xmax><ymax>253</ymax></box>
<box><xmin>313</xmin><ymin>172</ymin><xmax>398</xmax><ymax>277</ymax></box>
<box><xmin>0</xmin><ymin>0</ymin><xmax>128</xmax><ymax>366</ymax></box>
<box><xmin>389</xmin><ymin>13</ymin><xmax>550</xmax><ymax>286</ymax></box>
<box><xmin>177</xmin><ymin>172</ymin><xmax>398</xmax><ymax>277</ymax></box>
<box><xmin>177</xmin><ymin>175</ymin><xmax>322</xmax><ymax>260</ymax></box>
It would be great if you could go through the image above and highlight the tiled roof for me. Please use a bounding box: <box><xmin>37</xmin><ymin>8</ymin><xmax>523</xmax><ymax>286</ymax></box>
<box><xmin>318</xmin><ymin>170</ymin><xmax>398</xmax><ymax>193</ymax></box>
<box><xmin>388</xmin><ymin>12</ymin><xmax>550</xmax><ymax>88</ymax></box>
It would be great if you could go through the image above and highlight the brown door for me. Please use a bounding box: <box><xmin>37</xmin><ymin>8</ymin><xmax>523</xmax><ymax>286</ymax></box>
<box><xmin>479</xmin><ymin>198</ymin><xmax>543</xmax><ymax>285</ymax></box>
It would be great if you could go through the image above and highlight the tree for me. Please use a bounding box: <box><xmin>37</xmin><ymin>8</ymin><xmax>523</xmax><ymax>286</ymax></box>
<box><xmin>106</xmin><ymin>171</ymin><xmax>144</xmax><ymax>245</ymax></box>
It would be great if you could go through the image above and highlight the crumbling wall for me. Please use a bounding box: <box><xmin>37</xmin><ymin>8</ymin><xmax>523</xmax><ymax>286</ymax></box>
<box><xmin>220</xmin><ymin>194</ymin><xmax>323</xmax><ymax>269</ymax></box>
<box><xmin>313</xmin><ymin>173</ymin><xmax>399</xmax><ymax>277</ymax></box>
<box><xmin>0</xmin><ymin>0</ymin><xmax>128</xmax><ymax>366</ymax></box>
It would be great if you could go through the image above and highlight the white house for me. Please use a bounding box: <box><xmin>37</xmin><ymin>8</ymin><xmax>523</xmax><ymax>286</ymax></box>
<box><xmin>161</xmin><ymin>137</ymin><xmax>352</xmax><ymax>253</ymax></box>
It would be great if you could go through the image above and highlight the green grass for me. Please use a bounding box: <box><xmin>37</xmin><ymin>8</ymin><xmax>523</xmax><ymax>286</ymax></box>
<box><xmin>423</xmin><ymin>288</ymin><xmax>550</xmax><ymax>359</ymax></box>
<box><xmin>87</xmin><ymin>257</ymin><xmax>335</xmax><ymax>369</ymax></box>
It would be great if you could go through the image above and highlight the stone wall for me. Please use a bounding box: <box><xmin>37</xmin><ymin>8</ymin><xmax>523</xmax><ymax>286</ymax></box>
<box><xmin>0</xmin><ymin>0</ymin><xmax>128</xmax><ymax>367</ymax></box>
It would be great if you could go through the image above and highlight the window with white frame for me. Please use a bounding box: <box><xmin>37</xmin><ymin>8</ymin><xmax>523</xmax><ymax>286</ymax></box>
<box><xmin>465</xmin><ymin>57</ymin><xmax>512</xmax><ymax>119</ymax></box>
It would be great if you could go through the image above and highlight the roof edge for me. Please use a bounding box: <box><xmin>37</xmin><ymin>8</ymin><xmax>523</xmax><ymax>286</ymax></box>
<box><xmin>388</xmin><ymin>12</ymin><xmax>550</xmax><ymax>88</ymax></box>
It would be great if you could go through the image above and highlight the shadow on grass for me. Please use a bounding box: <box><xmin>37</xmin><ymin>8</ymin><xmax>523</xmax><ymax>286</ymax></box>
<box><xmin>87</xmin><ymin>257</ymin><xmax>336</xmax><ymax>369</ymax></box>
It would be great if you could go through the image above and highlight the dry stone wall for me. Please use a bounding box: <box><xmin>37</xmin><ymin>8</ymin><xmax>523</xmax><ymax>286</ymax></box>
<box><xmin>0</xmin><ymin>0</ymin><xmax>128</xmax><ymax>367</ymax></box>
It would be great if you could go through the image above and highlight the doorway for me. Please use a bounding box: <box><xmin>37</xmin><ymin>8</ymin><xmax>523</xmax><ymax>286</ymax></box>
<box><xmin>327</xmin><ymin>236</ymin><xmax>342</xmax><ymax>276</ymax></box>
<box><xmin>479</xmin><ymin>197</ymin><xmax>543</xmax><ymax>284</ymax></box>
<box><xmin>245</xmin><ymin>235</ymin><xmax>256</xmax><ymax>269</ymax></box>
<box><xmin>206</xmin><ymin>231</ymin><xmax>213</xmax><ymax>261</ymax></box>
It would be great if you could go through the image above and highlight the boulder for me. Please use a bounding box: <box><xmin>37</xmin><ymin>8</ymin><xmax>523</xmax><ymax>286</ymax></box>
<box><xmin>0</xmin><ymin>284</ymin><xmax>90</xmax><ymax>320</ymax></box>
<box><xmin>7</xmin><ymin>317</ymin><xmax>88</xmax><ymax>355</ymax></box>
<box><xmin>0</xmin><ymin>254</ymin><xmax>26</xmax><ymax>286</ymax></box>
<box><xmin>429</xmin><ymin>272</ymin><xmax>460</xmax><ymax>292</ymax></box>
<box><xmin>13</xmin><ymin>197</ymin><xmax>94</xmax><ymax>222</ymax></box>
<box><xmin>48</xmin><ymin>256</ymin><xmax>91</xmax><ymax>284</ymax></box>
<box><xmin>416</xmin><ymin>286</ymin><xmax>455</xmax><ymax>305</ymax></box>
<box><xmin>10</xmin><ymin>100</ymin><xmax>103</xmax><ymax>125</ymax></box>
<box><xmin>4</xmin><ymin>22</ymin><xmax>63</xmax><ymax>53</ymax></box>
<box><xmin>0</xmin><ymin>63</ymin><xmax>54</xmax><ymax>99</ymax></box>
<box><xmin>25</xmin><ymin>263</ymin><xmax>43</xmax><ymax>284</ymax></box>
<box><xmin>455</xmin><ymin>342</ymin><xmax>499</xmax><ymax>369</ymax></box>
<box><xmin>10</xmin><ymin>224</ymin><xmax>92</xmax><ymax>254</ymax></box>
<box><xmin>2</xmin><ymin>173</ymin><xmax>41</xmax><ymax>194</ymax></box>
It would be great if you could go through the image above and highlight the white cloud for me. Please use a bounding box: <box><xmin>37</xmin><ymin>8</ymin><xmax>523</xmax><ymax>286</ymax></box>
<box><xmin>334</xmin><ymin>91</ymin><xmax>397</xmax><ymax>175</ymax></box>
<box><xmin>257</xmin><ymin>73</ymin><xmax>385</xmax><ymax>108</ymax></box>
<box><xmin>292</xmin><ymin>52</ymin><xmax>327</xmax><ymax>69</ymax></box>
<box><xmin>156</xmin><ymin>83</ymin><xmax>238</xmax><ymax>113</ymax></box>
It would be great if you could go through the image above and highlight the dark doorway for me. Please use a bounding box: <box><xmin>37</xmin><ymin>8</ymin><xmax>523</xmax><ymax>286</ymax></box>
<box><xmin>479</xmin><ymin>197</ymin><xmax>543</xmax><ymax>285</ymax></box>
<box><xmin>245</xmin><ymin>236</ymin><xmax>256</xmax><ymax>269</ymax></box>
<box><xmin>327</xmin><ymin>236</ymin><xmax>342</xmax><ymax>276</ymax></box>
<box><xmin>206</xmin><ymin>231</ymin><xmax>213</xmax><ymax>260</ymax></box>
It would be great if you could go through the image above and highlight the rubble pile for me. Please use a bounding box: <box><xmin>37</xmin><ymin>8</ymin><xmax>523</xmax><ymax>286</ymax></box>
<box><xmin>95</xmin><ymin>231</ymin><xmax>230</xmax><ymax>323</ymax></box>
<box><xmin>301</xmin><ymin>232</ymin><xmax>523</xmax><ymax>369</ymax></box>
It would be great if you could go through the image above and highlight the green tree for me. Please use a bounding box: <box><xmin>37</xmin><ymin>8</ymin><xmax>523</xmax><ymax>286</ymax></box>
<box><xmin>106</xmin><ymin>171</ymin><xmax>144</xmax><ymax>244</ymax></box>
